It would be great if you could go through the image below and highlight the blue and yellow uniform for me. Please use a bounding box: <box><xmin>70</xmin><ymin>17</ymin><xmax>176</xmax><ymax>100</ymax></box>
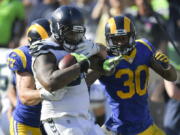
<box><xmin>7</xmin><ymin>45</ymin><xmax>42</xmax><ymax>135</ymax></box>
<box><xmin>100</xmin><ymin>39</ymin><xmax>165</xmax><ymax>135</ymax></box>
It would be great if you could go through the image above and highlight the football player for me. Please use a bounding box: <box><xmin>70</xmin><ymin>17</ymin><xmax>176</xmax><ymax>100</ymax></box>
<box><xmin>7</xmin><ymin>18</ymin><xmax>51</xmax><ymax>135</ymax></box>
<box><xmin>97</xmin><ymin>16</ymin><xmax>177</xmax><ymax>135</ymax></box>
<box><xmin>30</xmin><ymin>6</ymin><xmax>106</xmax><ymax>135</ymax></box>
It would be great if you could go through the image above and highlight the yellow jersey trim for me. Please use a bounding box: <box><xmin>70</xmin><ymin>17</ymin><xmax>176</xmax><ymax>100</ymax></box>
<box><xmin>136</xmin><ymin>39</ymin><xmax>152</xmax><ymax>52</ymax></box>
<box><xmin>124</xmin><ymin>48</ymin><xmax>137</xmax><ymax>62</ymax></box>
<box><xmin>13</xmin><ymin>49</ymin><xmax>27</xmax><ymax>69</ymax></box>
<box><xmin>108</xmin><ymin>18</ymin><xmax>117</xmax><ymax>34</ymax></box>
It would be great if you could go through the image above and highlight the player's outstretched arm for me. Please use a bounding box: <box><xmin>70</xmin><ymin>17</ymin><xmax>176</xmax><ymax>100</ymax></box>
<box><xmin>16</xmin><ymin>72</ymin><xmax>42</xmax><ymax>106</ymax></box>
<box><xmin>33</xmin><ymin>53</ymin><xmax>82</xmax><ymax>92</ymax></box>
<box><xmin>7</xmin><ymin>83</ymin><xmax>17</xmax><ymax>107</ymax></box>
<box><xmin>86</xmin><ymin>55</ymin><xmax>123</xmax><ymax>86</ymax></box>
<box><xmin>164</xmin><ymin>80</ymin><xmax>180</xmax><ymax>100</ymax></box>
<box><xmin>85</xmin><ymin>69</ymin><xmax>102</xmax><ymax>86</ymax></box>
<box><xmin>150</xmin><ymin>51</ymin><xmax>177</xmax><ymax>81</ymax></box>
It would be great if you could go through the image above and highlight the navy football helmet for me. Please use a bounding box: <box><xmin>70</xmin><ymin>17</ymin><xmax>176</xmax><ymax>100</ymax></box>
<box><xmin>50</xmin><ymin>6</ymin><xmax>86</xmax><ymax>51</ymax></box>
<box><xmin>27</xmin><ymin>18</ymin><xmax>51</xmax><ymax>44</ymax></box>
<box><xmin>105</xmin><ymin>16</ymin><xmax>136</xmax><ymax>55</ymax></box>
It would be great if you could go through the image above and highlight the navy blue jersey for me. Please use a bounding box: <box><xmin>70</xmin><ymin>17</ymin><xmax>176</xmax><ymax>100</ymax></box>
<box><xmin>7</xmin><ymin>45</ymin><xmax>41</xmax><ymax>127</ymax></box>
<box><xmin>100</xmin><ymin>39</ymin><xmax>156</xmax><ymax>135</ymax></box>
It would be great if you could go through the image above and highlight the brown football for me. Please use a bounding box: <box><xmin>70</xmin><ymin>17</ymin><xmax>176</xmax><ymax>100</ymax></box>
<box><xmin>58</xmin><ymin>54</ymin><xmax>77</xmax><ymax>69</ymax></box>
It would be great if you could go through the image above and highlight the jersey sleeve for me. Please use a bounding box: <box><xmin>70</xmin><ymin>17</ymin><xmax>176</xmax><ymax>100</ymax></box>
<box><xmin>136</xmin><ymin>38</ymin><xmax>156</xmax><ymax>55</ymax></box>
<box><xmin>29</xmin><ymin>40</ymin><xmax>61</xmax><ymax>57</ymax></box>
<box><xmin>7</xmin><ymin>49</ymin><xmax>27</xmax><ymax>72</ymax></box>
<box><xmin>11</xmin><ymin>72</ymin><xmax>16</xmax><ymax>86</ymax></box>
<box><xmin>136</xmin><ymin>38</ymin><xmax>156</xmax><ymax>53</ymax></box>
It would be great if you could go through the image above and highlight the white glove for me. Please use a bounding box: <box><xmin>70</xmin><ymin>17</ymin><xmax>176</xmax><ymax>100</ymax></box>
<box><xmin>40</xmin><ymin>88</ymin><xmax>67</xmax><ymax>101</ymax></box>
<box><xmin>75</xmin><ymin>40</ymin><xmax>100</xmax><ymax>58</ymax></box>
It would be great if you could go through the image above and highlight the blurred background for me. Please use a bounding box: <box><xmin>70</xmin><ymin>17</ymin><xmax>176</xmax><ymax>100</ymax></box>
<box><xmin>0</xmin><ymin>0</ymin><xmax>180</xmax><ymax>135</ymax></box>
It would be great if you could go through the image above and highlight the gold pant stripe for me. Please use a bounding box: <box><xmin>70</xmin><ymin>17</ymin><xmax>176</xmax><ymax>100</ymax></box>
<box><xmin>10</xmin><ymin>117</ymin><xmax>42</xmax><ymax>135</ymax></box>
<box><xmin>137</xmin><ymin>124</ymin><xmax>166</xmax><ymax>135</ymax></box>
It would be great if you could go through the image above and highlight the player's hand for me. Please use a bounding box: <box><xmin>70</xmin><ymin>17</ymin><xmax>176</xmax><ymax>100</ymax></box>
<box><xmin>40</xmin><ymin>88</ymin><xmax>67</xmax><ymax>101</ymax></box>
<box><xmin>103</xmin><ymin>55</ymin><xmax>123</xmax><ymax>72</ymax></box>
<box><xmin>75</xmin><ymin>40</ymin><xmax>100</xmax><ymax>58</ymax></box>
<box><xmin>154</xmin><ymin>51</ymin><xmax>169</xmax><ymax>69</ymax></box>
<box><xmin>71</xmin><ymin>53</ymin><xmax>90</xmax><ymax>72</ymax></box>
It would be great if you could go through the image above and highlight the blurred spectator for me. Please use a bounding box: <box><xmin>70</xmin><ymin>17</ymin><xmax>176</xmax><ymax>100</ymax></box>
<box><xmin>58</xmin><ymin>0</ymin><xmax>71</xmax><ymax>5</ymax></box>
<box><xmin>27</xmin><ymin>0</ymin><xmax>72</xmax><ymax>25</ymax></box>
<box><xmin>166</xmin><ymin>0</ymin><xmax>180</xmax><ymax>85</ymax></box>
<box><xmin>149</xmin><ymin>77</ymin><xmax>165</xmax><ymax>129</ymax></box>
<box><xmin>22</xmin><ymin>0</ymin><xmax>42</xmax><ymax>22</ymax></box>
<box><xmin>0</xmin><ymin>48</ymin><xmax>13</xmax><ymax>135</ymax></box>
<box><xmin>164</xmin><ymin>73</ymin><xmax>180</xmax><ymax>100</ymax></box>
<box><xmin>163</xmin><ymin>72</ymin><xmax>180</xmax><ymax>135</ymax></box>
<box><xmin>95</xmin><ymin>0</ymin><xmax>128</xmax><ymax>45</ymax></box>
<box><xmin>73</xmin><ymin>0</ymin><xmax>97</xmax><ymax>40</ymax></box>
<box><xmin>27</xmin><ymin>0</ymin><xmax>59</xmax><ymax>25</ymax></box>
<box><xmin>167</xmin><ymin>0</ymin><xmax>180</xmax><ymax>43</ymax></box>
<box><xmin>89</xmin><ymin>80</ymin><xmax>106</xmax><ymax>126</ymax></box>
<box><xmin>23</xmin><ymin>0</ymin><xmax>42</xmax><ymax>6</ymax></box>
<box><xmin>0</xmin><ymin>0</ymin><xmax>25</xmax><ymax>48</ymax></box>
<box><xmin>132</xmin><ymin>0</ymin><xmax>167</xmax><ymax>50</ymax></box>
<box><xmin>0</xmin><ymin>93</ymin><xmax>5</xmax><ymax>135</ymax></box>
<box><xmin>91</xmin><ymin>0</ymin><xmax>109</xmax><ymax>21</ymax></box>
<box><xmin>7</xmin><ymin>73</ymin><xmax>17</xmax><ymax>120</ymax></box>
<box><xmin>151</xmin><ymin>0</ymin><xmax>169</xmax><ymax>19</ymax></box>
<box><xmin>0</xmin><ymin>94</ymin><xmax>2</xmax><ymax>114</ymax></box>
<box><xmin>163</xmin><ymin>4</ymin><xmax>180</xmax><ymax>131</ymax></box>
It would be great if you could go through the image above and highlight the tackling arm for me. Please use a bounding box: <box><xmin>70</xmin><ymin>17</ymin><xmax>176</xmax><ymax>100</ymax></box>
<box><xmin>16</xmin><ymin>72</ymin><xmax>42</xmax><ymax>106</ymax></box>
<box><xmin>33</xmin><ymin>53</ymin><xmax>82</xmax><ymax>92</ymax></box>
<box><xmin>85</xmin><ymin>69</ymin><xmax>102</xmax><ymax>86</ymax></box>
<box><xmin>85</xmin><ymin>45</ymin><xmax>108</xmax><ymax>86</ymax></box>
<box><xmin>150</xmin><ymin>57</ymin><xmax>177</xmax><ymax>82</ymax></box>
<box><xmin>7</xmin><ymin>83</ymin><xmax>17</xmax><ymax>107</ymax></box>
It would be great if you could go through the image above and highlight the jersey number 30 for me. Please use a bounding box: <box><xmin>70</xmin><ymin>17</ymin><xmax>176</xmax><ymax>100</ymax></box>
<box><xmin>115</xmin><ymin>65</ymin><xmax>149</xmax><ymax>99</ymax></box>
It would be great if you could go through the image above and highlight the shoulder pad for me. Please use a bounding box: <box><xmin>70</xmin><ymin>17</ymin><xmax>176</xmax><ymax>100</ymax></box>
<box><xmin>136</xmin><ymin>38</ymin><xmax>155</xmax><ymax>52</ymax></box>
<box><xmin>29</xmin><ymin>39</ymin><xmax>62</xmax><ymax>57</ymax></box>
<box><xmin>7</xmin><ymin>48</ymin><xmax>27</xmax><ymax>72</ymax></box>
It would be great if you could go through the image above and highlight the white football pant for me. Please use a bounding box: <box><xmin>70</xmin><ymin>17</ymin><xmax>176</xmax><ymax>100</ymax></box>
<box><xmin>43</xmin><ymin>116</ymin><xmax>105</xmax><ymax>135</ymax></box>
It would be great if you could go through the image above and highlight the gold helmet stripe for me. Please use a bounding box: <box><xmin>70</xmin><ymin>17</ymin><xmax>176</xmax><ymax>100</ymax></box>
<box><xmin>124</xmin><ymin>17</ymin><xmax>130</xmax><ymax>33</ymax></box>
<box><xmin>108</xmin><ymin>18</ymin><xmax>117</xmax><ymax>34</ymax></box>
<box><xmin>27</xmin><ymin>24</ymin><xmax>49</xmax><ymax>39</ymax></box>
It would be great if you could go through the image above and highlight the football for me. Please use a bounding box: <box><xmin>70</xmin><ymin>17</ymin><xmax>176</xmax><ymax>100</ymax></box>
<box><xmin>58</xmin><ymin>54</ymin><xmax>77</xmax><ymax>69</ymax></box>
